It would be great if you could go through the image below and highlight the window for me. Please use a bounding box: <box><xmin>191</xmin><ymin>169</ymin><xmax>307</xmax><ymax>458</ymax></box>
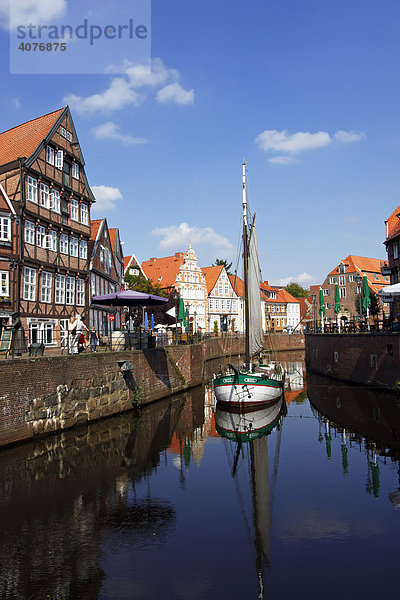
<box><xmin>27</xmin><ymin>176</ymin><xmax>38</xmax><ymax>203</ymax></box>
<box><xmin>323</xmin><ymin>289</ymin><xmax>330</xmax><ymax>296</ymax></box>
<box><xmin>51</xmin><ymin>189</ymin><xmax>60</xmax><ymax>213</ymax></box>
<box><xmin>60</xmin><ymin>233</ymin><xmax>69</xmax><ymax>254</ymax></box>
<box><xmin>23</xmin><ymin>267</ymin><xmax>36</xmax><ymax>300</ymax></box>
<box><xmin>36</xmin><ymin>225</ymin><xmax>46</xmax><ymax>247</ymax></box>
<box><xmin>355</xmin><ymin>286</ymin><xmax>361</xmax><ymax>294</ymax></box>
<box><xmin>72</xmin><ymin>163</ymin><xmax>79</xmax><ymax>179</ymax></box>
<box><xmin>215</xmin><ymin>299</ymin><xmax>220</xmax><ymax>310</ymax></box>
<box><xmin>71</xmin><ymin>198</ymin><xmax>79</xmax><ymax>221</ymax></box>
<box><xmin>55</xmin><ymin>274</ymin><xmax>65</xmax><ymax>304</ymax></box>
<box><xmin>339</xmin><ymin>287</ymin><xmax>346</xmax><ymax>298</ymax></box>
<box><xmin>46</xmin><ymin>146</ymin><xmax>54</xmax><ymax>165</ymax></box>
<box><xmin>0</xmin><ymin>271</ymin><xmax>9</xmax><ymax>296</ymax></box>
<box><xmin>373</xmin><ymin>274</ymin><xmax>379</xmax><ymax>281</ymax></box>
<box><xmin>28</xmin><ymin>320</ymin><xmax>55</xmax><ymax>346</ymax></box>
<box><xmin>66</xmin><ymin>131</ymin><xmax>73</xmax><ymax>142</ymax></box>
<box><xmin>129</xmin><ymin>268</ymin><xmax>139</xmax><ymax>276</ymax></box>
<box><xmin>347</xmin><ymin>275</ymin><xmax>355</xmax><ymax>282</ymax></box>
<box><xmin>61</xmin><ymin>126</ymin><xmax>67</xmax><ymax>138</ymax></box>
<box><xmin>43</xmin><ymin>323</ymin><xmax>54</xmax><ymax>345</ymax></box>
<box><xmin>339</xmin><ymin>275</ymin><xmax>345</xmax><ymax>285</ymax></box>
<box><xmin>394</xmin><ymin>243</ymin><xmax>399</xmax><ymax>260</ymax></box>
<box><xmin>70</xmin><ymin>236</ymin><xmax>78</xmax><ymax>257</ymax></box>
<box><xmin>104</xmin><ymin>248</ymin><xmax>111</xmax><ymax>274</ymax></box>
<box><xmin>80</xmin><ymin>203</ymin><xmax>88</xmax><ymax>225</ymax></box>
<box><xmin>76</xmin><ymin>278</ymin><xmax>85</xmax><ymax>306</ymax></box>
<box><xmin>79</xmin><ymin>240</ymin><xmax>87</xmax><ymax>259</ymax></box>
<box><xmin>0</xmin><ymin>217</ymin><xmax>11</xmax><ymax>241</ymax></box>
<box><xmin>47</xmin><ymin>230</ymin><xmax>57</xmax><ymax>252</ymax></box>
<box><xmin>40</xmin><ymin>182</ymin><xmax>50</xmax><ymax>208</ymax></box>
<box><xmin>338</xmin><ymin>264</ymin><xmax>345</xmax><ymax>274</ymax></box>
<box><xmin>55</xmin><ymin>150</ymin><xmax>63</xmax><ymax>170</ymax></box>
<box><xmin>41</xmin><ymin>271</ymin><xmax>52</xmax><ymax>303</ymax></box>
<box><xmin>24</xmin><ymin>220</ymin><xmax>34</xmax><ymax>245</ymax></box>
<box><xmin>66</xmin><ymin>276</ymin><xmax>75</xmax><ymax>305</ymax></box>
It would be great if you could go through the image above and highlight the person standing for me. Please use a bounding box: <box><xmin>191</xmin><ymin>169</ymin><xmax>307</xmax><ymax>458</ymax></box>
<box><xmin>90</xmin><ymin>327</ymin><xmax>99</xmax><ymax>352</ymax></box>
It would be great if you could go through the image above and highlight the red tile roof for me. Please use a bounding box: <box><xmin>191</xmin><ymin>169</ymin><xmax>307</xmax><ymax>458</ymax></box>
<box><xmin>278</xmin><ymin>289</ymin><xmax>300</xmax><ymax>303</ymax></box>
<box><xmin>90</xmin><ymin>219</ymin><xmax>103</xmax><ymax>242</ymax></box>
<box><xmin>108</xmin><ymin>228</ymin><xmax>117</xmax><ymax>254</ymax></box>
<box><xmin>201</xmin><ymin>265</ymin><xmax>224</xmax><ymax>294</ymax></box>
<box><xmin>325</xmin><ymin>255</ymin><xmax>389</xmax><ymax>294</ymax></box>
<box><xmin>229</xmin><ymin>274</ymin><xmax>244</xmax><ymax>297</ymax></box>
<box><xmin>124</xmin><ymin>255</ymin><xmax>132</xmax><ymax>271</ymax></box>
<box><xmin>386</xmin><ymin>204</ymin><xmax>400</xmax><ymax>240</ymax></box>
<box><xmin>0</xmin><ymin>108</ymin><xmax>64</xmax><ymax>166</ymax></box>
<box><xmin>142</xmin><ymin>253</ymin><xmax>185</xmax><ymax>288</ymax></box>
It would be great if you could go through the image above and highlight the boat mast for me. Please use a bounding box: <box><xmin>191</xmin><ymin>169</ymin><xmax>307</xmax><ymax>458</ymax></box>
<box><xmin>242</xmin><ymin>158</ymin><xmax>250</xmax><ymax>369</ymax></box>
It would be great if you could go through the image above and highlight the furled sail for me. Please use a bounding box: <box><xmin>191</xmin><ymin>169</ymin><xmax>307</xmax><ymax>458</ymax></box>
<box><xmin>247</xmin><ymin>219</ymin><xmax>264</xmax><ymax>357</ymax></box>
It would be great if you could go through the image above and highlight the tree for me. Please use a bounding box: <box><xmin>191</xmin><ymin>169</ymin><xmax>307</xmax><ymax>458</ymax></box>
<box><xmin>213</xmin><ymin>259</ymin><xmax>232</xmax><ymax>274</ymax></box>
<box><xmin>354</xmin><ymin>290</ymin><xmax>381</xmax><ymax>317</ymax></box>
<box><xmin>124</xmin><ymin>273</ymin><xmax>167</xmax><ymax>297</ymax></box>
<box><xmin>285</xmin><ymin>282</ymin><xmax>310</xmax><ymax>299</ymax></box>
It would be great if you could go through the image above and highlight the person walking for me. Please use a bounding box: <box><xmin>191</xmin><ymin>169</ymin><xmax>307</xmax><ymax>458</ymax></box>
<box><xmin>90</xmin><ymin>327</ymin><xmax>98</xmax><ymax>352</ymax></box>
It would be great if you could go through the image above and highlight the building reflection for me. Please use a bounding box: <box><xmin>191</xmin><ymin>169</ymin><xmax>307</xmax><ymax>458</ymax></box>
<box><xmin>0</xmin><ymin>387</ymin><xmax>206</xmax><ymax>600</ymax></box>
<box><xmin>308</xmin><ymin>371</ymin><xmax>400</xmax><ymax>504</ymax></box>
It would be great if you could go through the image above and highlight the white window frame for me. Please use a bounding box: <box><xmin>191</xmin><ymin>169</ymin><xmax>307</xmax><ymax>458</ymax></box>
<box><xmin>27</xmin><ymin>318</ymin><xmax>57</xmax><ymax>346</ymax></box>
<box><xmin>23</xmin><ymin>267</ymin><xmax>36</xmax><ymax>301</ymax></box>
<box><xmin>46</xmin><ymin>146</ymin><xmax>54</xmax><ymax>165</ymax></box>
<box><xmin>27</xmin><ymin>176</ymin><xmax>38</xmax><ymax>203</ymax></box>
<box><xmin>70</xmin><ymin>236</ymin><xmax>78</xmax><ymax>257</ymax></box>
<box><xmin>80</xmin><ymin>203</ymin><xmax>88</xmax><ymax>225</ymax></box>
<box><xmin>339</xmin><ymin>275</ymin><xmax>345</xmax><ymax>286</ymax></box>
<box><xmin>394</xmin><ymin>243</ymin><xmax>398</xmax><ymax>260</ymax></box>
<box><xmin>40</xmin><ymin>182</ymin><xmax>50</xmax><ymax>209</ymax></box>
<box><xmin>76</xmin><ymin>278</ymin><xmax>85</xmax><ymax>306</ymax></box>
<box><xmin>55</xmin><ymin>150</ymin><xmax>63</xmax><ymax>170</ymax></box>
<box><xmin>340</xmin><ymin>287</ymin><xmax>346</xmax><ymax>299</ymax></box>
<box><xmin>0</xmin><ymin>216</ymin><xmax>11</xmax><ymax>241</ymax></box>
<box><xmin>60</xmin><ymin>233</ymin><xmax>69</xmax><ymax>255</ymax></box>
<box><xmin>79</xmin><ymin>239</ymin><xmax>87</xmax><ymax>260</ymax></box>
<box><xmin>0</xmin><ymin>271</ymin><xmax>9</xmax><ymax>296</ymax></box>
<box><xmin>70</xmin><ymin>198</ymin><xmax>79</xmax><ymax>221</ymax></box>
<box><xmin>41</xmin><ymin>271</ymin><xmax>52</xmax><ymax>303</ymax></box>
<box><xmin>72</xmin><ymin>163</ymin><xmax>79</xmax><ymax>179</ymax></box>
<box><xmin>36</xmin><ymin>225</ymin><xmax>46</xmax><ymax>248</ymax></box>
<box><xmin>47</xmin><ymin>230</ymin><xmax>58</xmax><ymax>252</ymax></box>
<box><xmin>66</xmin><ymin>276</ymin><xmax>75</xmax><ymax>305</ymax></box>
<box><xmin>55</xmin><ymin>274</ymin><xmax>66</xmax><ymax>304</ymax></box>
<box><xmin>51</xmin><ymin>189</ymin><xmax>60</xmax><ymax>213</ymax></box>
<box><xmin>24</xmin><ymin>220</ymin><xmax>35</xmax><ymax>245</ymax></box>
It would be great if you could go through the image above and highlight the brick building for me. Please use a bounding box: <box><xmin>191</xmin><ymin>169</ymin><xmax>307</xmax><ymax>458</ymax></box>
<box><xmin>89</xmin><ymin>218</ymin><xmax>122</xmax><ymax>334</ymax></box>
<box><xmin>318</xmin><ymin>255</ymin><xmax>389</xmax><ymax>322</ymax></box>
<box><xmin>0</xmin><ymin>182</ymin><xmax>18</xmax><ymax>332</ymax></box>
<box><xmin>261</xmin><ymin>282</ymin><xmax>300</xmax><ymax>332</ymax></box>
<box><xmin>384</xmin><ymin>204</ymin><xmax>400</xmax><ymax>318</ymax></box>
<box><xmin>0</xmin><ymin>107</ymin><xmax>94</xmax><ymax>348</ymax></box>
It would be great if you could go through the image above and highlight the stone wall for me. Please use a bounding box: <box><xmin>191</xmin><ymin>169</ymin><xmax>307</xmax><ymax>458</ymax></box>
<box><xmin>305</xmin><ymin>332</ymin><xmax>400</xmax><ymax>389</ymax></box>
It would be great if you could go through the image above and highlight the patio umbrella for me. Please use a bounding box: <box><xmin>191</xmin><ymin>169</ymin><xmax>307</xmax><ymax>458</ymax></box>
<box><xmin>178</xmin><ymin>298</ymin><xmax>187</xmax><ymax>328</ymax></box>
<box><xmin>144</xmin><ymin>312</ymin><xmax>148</xmax><ymax>331</ymax></box>
<box><xmin>91</xmin><ymin>290</ymin><xmax>168</xmax><ymax>307</ymax></box>
<box><xmin>151</xmin><ymin>314</ymin><xmax>155</xmax><ymax>331</ymax></box>
<box><xmin>319</xmin><ymin>288</ymin><xmax>325</xmax><ymax>332</ymax></box>
<box><xmin>185</xmin><ymin>308</ymin><xmax>190</xmax><ymax>332</ymax></box>
<box><xmin>334</xmin><ymin>283</ymin><xmax>341</xmax><ymax>332</ymax></box>
<box><xmin>362</xmin><ymin>276</ymin><xmax>371</xmax><ymax>313</ymax></box>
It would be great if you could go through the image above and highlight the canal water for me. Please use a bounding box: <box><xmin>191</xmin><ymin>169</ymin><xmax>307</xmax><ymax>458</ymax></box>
<box><xmin>1</xmin><ymin>351</ymin><xmax>400</xmax><ymax>599</ymax></box>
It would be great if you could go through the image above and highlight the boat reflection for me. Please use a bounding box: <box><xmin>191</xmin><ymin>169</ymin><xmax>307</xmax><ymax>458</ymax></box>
<box><xmin>307</xmin><ymin>371</ymin><xmax>400</xmax><ymax>506</ymax></box>
<box><xmin>214</xmin><ymin>396</ymin><xmax>286</xmax><ymax>599</ymax></box>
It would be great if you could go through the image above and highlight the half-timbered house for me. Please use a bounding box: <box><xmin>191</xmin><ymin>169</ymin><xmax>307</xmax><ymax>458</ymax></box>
<box><xmin>0</xmin><ymin>107</ymin><xmax>94</xmax><ymax>348</ymax></box>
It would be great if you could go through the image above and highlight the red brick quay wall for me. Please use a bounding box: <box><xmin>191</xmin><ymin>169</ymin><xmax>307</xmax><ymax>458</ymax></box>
<box><xmin>0</xmin><ymin>334</ymin><xmax>303</xmax><ymax>449</ymax></box>
<box><xmin>305</xmin><ymin>333</ymin><xmax>400</xmax><ymax>390</ymax></box>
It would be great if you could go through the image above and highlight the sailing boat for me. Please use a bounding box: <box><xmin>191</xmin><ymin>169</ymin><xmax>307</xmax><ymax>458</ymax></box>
<box><xmin>213</xmin><ymin>160</ymin><xmax>284</xmax><ymax>410</ymax></box>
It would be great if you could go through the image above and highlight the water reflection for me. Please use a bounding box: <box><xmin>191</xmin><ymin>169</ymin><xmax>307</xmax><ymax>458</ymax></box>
<box><xmin>307</xmin><ymin>371</ymin><xmax>400</xmax><ymax>505</ymax></box>
<box><xmin>0</xmin><ymin>387</ymin><xmax>206</xmax><ymax>600</ymax></box>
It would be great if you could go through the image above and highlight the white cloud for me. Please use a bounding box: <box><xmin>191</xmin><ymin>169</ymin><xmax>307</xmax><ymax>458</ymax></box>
<box><xmin>268</xmin><ymin>155</ymin><xmax>298</xmax><ymax>165</ymax></box>
<box><xmin>256</xmin><ymin>128</ymin><xmax>366</xmax><ymax>165</ymax></box>
<box><xmin>91</xmin><ymin>185</ymin><xmax>123</xmax><ymax>212</ymax></box>
<box><xmin>152</xmin><ymin>222</ymin><xmax>234</xmax><ymax>254</ymax></box>
<box><xmin>64</xmin><ymin>58</ymin><xmax>194</xmax><ymax>115</ymax></box>
<box><xmin>156</xmin><ymin>83</ymin><xmax>195</xmax><ymax>106</ymax></box>
<box><xmin>271</xmin><ymin>272</ymin><xmax>318</xmax><ymax>287</ymax></box>
<box><xmin>0</xmin><ymin>0</ymin><xmax>67</xmax><ymax>30</ymax></box>
<box><xmin>91</xmin><ymin>121</ymin><xmax>147</xmax><ymax>145</ymax></box>
<box><xmin>334</xmin><ymin>130</ymin><xmax>366</xmax><ymax>143</ymax></box>
<box><xmin>12</xmin><ymin>97</ymin><xmax>21</xmax><ymax>110</ymax></box>
<box><xmin>64</xmin><ymin>78</ymin><xmax>143</xmax><ymax>115</ymax></box>
<box><xmin>256</xmin><ymin>129</ymin><xmax>331</xmax><ymax>154</ymax></box>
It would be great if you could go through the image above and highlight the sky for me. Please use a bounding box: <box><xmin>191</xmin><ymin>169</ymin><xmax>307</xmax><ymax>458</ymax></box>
<box><xmin>0</xmin><ymin>0</ymin><xmax>399</xmax><ymax>287</ymax></box>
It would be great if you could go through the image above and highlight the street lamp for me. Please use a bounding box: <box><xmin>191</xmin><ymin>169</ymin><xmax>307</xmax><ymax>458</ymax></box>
<box><xmin>194</xmin><ymin>310</ymin><xmax>197</xmax><ymax>335</ymax></box>
<box><xmin>172</xmin><ymin>289</ymin><xmax>179</xmax><ymax>344</ymax></box>
<box><xmin>355</xmin><ymin>275</ymin><xmax>362</xmax><ymax>320</ymax></box>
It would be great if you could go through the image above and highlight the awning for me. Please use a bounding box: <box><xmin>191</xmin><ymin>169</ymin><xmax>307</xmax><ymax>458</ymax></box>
<box><xmin>91</xmin><ymin>290</ymin><xmax>168</xmax><ymax>307</ymax></box>
<box><xmin>378</xmin><ymin>283</ymin><xmax>400</xmax><ymax>297</ymax></box>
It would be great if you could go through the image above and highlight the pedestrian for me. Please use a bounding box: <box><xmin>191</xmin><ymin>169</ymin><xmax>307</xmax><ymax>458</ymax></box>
<box><xmin>91</xmin><ymin>327</ymin><xmax>98</xmax><ymax>352</ymax></box>
<box><xmin>78</xmin><ymin>332</ymin><xmax>85</xmax><ymax>353</ymax></box>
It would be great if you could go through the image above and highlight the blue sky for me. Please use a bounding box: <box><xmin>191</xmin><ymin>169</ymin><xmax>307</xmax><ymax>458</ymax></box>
<box><xmin>1</xmin><ymin>0</ymin><xmax>399</xmax><ymax>286</ymax></box>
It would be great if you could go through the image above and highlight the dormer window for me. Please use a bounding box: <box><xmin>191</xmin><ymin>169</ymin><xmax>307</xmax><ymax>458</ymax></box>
<box><xmin>338</xmin><ymin>264</ymin><xmax>345</xmax><ymax>274</ymax></box>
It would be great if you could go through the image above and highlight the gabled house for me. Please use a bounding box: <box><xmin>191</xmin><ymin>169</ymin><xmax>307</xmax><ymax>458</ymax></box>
<box><xmin>109</xmin><ymin>227</ymin><xmax>124</xmax><ymax>290</ymax></box>
<box><xmin>202</xmin><ymin>265</ymin><xmax>241</xmax><ymax>333</ymax></box>
<box><xmin>124</xmin><ymin>253</ymin><xmax>147</xmax><ymax>280</ymax></box>
<box><xmin>0</xmin><ymin>181</ymin><xmax>17</xmax><ymax>332</ymax></box>
<box><xmin>0</xmin><ymin>107</ymin><xmax>94</xmax><ymax>348</ymax></box>
<box><xmin>142</xmin><ymin>244</ymin><xmax>208</xmax><ymax>331</ymax></box>
<box><xmin>261</xmin><ymin>282</ymin><xmax>300</xmax><ymax>332</ymax></box>
<box><xmin>89</xmin><ymin>218</ymin><xmax>121</xmax><ymax>334</ymax></box>
<box><xmin>384</xmin><ymin>205</ymin><xmax>400</xmax><ymax>318</ymax></box>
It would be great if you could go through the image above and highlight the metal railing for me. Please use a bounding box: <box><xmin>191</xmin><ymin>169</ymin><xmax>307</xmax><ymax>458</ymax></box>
<box><xmin>305</xmin><ymin>317</ymin><xmax>397</xmax><ymax>334</ymax></box>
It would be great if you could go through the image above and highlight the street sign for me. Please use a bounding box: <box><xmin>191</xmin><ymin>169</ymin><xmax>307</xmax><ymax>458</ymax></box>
<box><xmin>108</xmin><ymin>314</ymin><xmax>115</xmax><ymax>322</ymax></box>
